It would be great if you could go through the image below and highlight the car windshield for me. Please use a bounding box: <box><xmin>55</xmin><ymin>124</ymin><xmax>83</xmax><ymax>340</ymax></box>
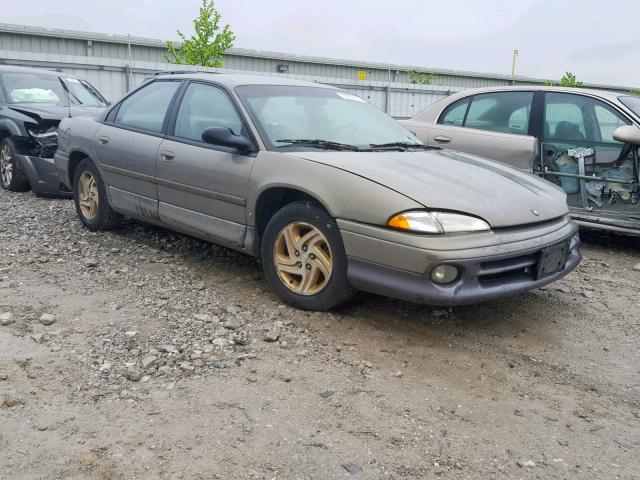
<box><xmin>0</xmin><ymin>72</ymin><xmax>107</xmax><ymax>107</ymax></box>
<box><xmin>619</xmin><ymin>95</ymin><xmax>640</xmax><ymax>118</ymax></box>
<box><xmin>236</xmin><ymin>85</ymin><xmax>423</xmax><ymax>150</ymax></box>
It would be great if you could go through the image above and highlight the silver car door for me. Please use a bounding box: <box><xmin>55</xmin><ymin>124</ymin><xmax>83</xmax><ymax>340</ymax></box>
<box><xmin>425</xmin><ymin>91</ymin><xmax>537</xmax><ymax>171</ymax></box>
<box><xmin>156</xmin><ymin>81</ymin><xmax>256</xmax><ymax>248</ymax></box>
<box><xmin>95</xmin><ymin>80</ymin><xmax>182</xmax><ymax>218</ymax></box>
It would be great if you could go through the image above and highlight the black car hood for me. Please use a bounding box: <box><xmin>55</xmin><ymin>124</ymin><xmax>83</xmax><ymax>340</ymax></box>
<box><xmin>8</xmin><ymin>104</ymin><xmax>105</xmax><ymax>122</ymax></box>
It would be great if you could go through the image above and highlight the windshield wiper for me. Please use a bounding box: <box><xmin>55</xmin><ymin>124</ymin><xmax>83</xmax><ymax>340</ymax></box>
<box><xmin>276</xmin><ymin>139</ymin><xmax>361</xmax><ymax>151</ymax></box>
<box><xmin>369</xmin><ymin>142</ymin><xmax>430</xmax><ymax>151</ymax></box>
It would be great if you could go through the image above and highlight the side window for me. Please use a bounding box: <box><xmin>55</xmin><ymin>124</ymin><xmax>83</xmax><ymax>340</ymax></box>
<box><xmin>594</xmin><ymin>104</ymin><xmax>629</xmax><ymax>143</ymax></box>
<box><xmin>174</xmin><ymin>83</ymin><xmax>243</xmax><ymax>142</ymax></box>
<box><xmin>508</xmin><ymin>106</ymin><xmax>530</xmax><ymax>134</ymax></box>
<box><xmin>437</xmin><ymin>98</ymin><xmax>469</xmax><ymax>126</ymax></box>
<box><xmin>115</xmin><ymin>81</ymin><xmax>180</xmax><ymax>133</ymax></box>
<box><xmin>464</xmin><ymin>91</ymin><xmax>534</xmax><ymax>134</ymax></box>
<box><xmin>544</xmin><ymin>95</ymin><xmax>586</xmax><ymax>140</ymax></box>
<box><xmin>544</xmin><ymin>93</ymin><xmax>630</xmax><ymax>143</ymax></box>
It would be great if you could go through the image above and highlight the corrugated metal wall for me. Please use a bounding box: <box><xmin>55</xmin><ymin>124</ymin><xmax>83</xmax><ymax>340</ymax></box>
<box><xmin>0</xmin><ymin>23</ymin><xmax>634</xmax><ymax>118</ymax></box>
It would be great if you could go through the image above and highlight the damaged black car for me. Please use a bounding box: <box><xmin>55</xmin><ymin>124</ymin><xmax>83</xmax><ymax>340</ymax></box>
<box><xmin>0</xmin><ymin>65</ymin><xmax>108</xmax><ymax>197</ymax></box>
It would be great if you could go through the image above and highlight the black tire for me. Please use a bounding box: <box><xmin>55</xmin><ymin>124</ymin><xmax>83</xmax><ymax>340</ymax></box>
<box><xmin>261</xmin><ymin>201</ymin><xmax>355</xmax><ymax>311</ymax></box>
<box><xmin>0</xmin><ymin>138</ymin><xmax>31</xmax><ymax>192</ymax></box>
<box><xmin>73</xmin><ymin>158</ymin><xmax>122</xmax><ymax>231</ymax></box>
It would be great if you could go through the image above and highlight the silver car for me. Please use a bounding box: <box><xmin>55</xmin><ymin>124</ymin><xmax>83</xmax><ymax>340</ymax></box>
<box><xmin>54</xmin><ymin>74</ymin><xmax>580</xmax><ymax>310</ymax></box>
<box><xmin>403</xmin><ymin>86</ymin><xmax>640</xmax><ymax>235</ymax></box>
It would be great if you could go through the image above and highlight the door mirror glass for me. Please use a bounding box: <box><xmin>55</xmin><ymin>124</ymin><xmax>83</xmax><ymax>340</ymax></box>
<box><xmin>202</xmin><ymin>126</ymin><xmax>252</xmax><ymax>152</ymax></box>
<box><xmin>613</xmin><ymin>125</ymin><xmax>640</xmax><ymax>145</ymax></box>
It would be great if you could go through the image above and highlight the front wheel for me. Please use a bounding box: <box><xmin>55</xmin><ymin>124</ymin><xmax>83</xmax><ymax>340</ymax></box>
<box><xmin>0</xmin><ymin>138</ymin><xmax>31</xmax><ymax>192</ymax></box>
<box><xmin>261</xmin><ymin>201</ymin><xmax>355</xmax><ymax>311</ymax></box>
<box><xmin>73</xmin><ymin>158</ymin><xmax>122</xmax><ymax>231</ymax></box>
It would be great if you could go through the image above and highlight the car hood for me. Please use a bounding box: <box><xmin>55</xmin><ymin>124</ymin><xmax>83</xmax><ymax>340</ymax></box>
<box><xmin>286</xmin><ymin>149</ymin><xmax>568</xmax><ymax>228</ymax></box>
<box><xmin>8</xmin><ymin>104</ymin><xmax>105</xmax><ymax>122</ymax></box>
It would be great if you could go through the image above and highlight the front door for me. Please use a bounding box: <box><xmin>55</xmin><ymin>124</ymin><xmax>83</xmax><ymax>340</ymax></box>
<box><xmin>538</xmin><ymin>92</ymin><xmax>636</xmax><ymax>221</ymax></box>
<box><xmin>96</xmin><ymin>80</ymin><xmax>182</xmax><ymax>218</ymax></box>
<box><xmin>156</xmin><ymin>81</ymin><xmax>256</xmax><ymax>248</ymax></box>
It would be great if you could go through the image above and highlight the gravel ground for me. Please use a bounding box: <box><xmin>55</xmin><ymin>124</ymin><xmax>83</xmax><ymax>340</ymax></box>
<box><xmin>0</xmin><ymin>188</ymin><xmax>639</xmax><ymax>480</ymax></box>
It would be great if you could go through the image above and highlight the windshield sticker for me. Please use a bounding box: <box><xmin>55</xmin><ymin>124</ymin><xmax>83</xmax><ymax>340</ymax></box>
<box><xmin>66</xmin><ymin>78</ymin><xmax>81</xmax><ymax>83</ymax></box>
<box><xmin>337</xmin><ymin>92</ymin><xmax>366</xmax><ymax>102</ymax></box>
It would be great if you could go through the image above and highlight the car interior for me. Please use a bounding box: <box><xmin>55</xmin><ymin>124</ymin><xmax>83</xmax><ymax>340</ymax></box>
<box><xmin>538</xmin><ymin>94</ymin><xmax>639</xmax><ymax>214</ymax></box>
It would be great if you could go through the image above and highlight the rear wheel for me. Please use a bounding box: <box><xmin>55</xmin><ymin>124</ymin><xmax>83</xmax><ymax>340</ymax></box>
<box><xmin>0</xmin><ymin>138</ymin><xmax>31</xmax><ymax>192</ymax></box>
<box><xmin>261</xmin><ymin>201</ymin><xmax>355</xmax><ymax>310</ymax></box>
<box><xmin>73</xmin><ymin>158</ymin><xmax>122</xmax><ymax>231</ymax></box>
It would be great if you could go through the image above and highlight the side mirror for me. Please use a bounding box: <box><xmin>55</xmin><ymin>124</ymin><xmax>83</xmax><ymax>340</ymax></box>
<box><xmin>202</xmin><ymin>127</ymin><xmax>253</xmax><ymax>153</ymax></box>
<box><xmin>613</xmin><ymin>125</ymin><xmax>640</xmax><ymax>145</ymax></box>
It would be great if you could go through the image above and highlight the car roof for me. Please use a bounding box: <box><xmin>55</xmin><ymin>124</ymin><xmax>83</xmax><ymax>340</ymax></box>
<box><xmin>151</xmin><ymin>72</ymin><xmax>338</xmax><ymax>89</ymax></box>
<box><xmin>0</xmin><ymin>64</ymin><xmax>76</xmax><ymax>77</ymax></box>
<box><xmin>445</xmin><ymin>85</ymin><xmax>626</xmax><ymax>102</ymax></box>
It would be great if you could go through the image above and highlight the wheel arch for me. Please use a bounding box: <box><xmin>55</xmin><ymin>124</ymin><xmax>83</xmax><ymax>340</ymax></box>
<box><xmin>67</xmin><ymin>149</ymin><xmax>93</xmax><ymax>187</ymax></box>
<box><xmin>251</xmin><ymin>185</ymin><xmax>333</xmax><ymax>256</ymax></box>
<box><xmin>0</xmin><ymin>119</ymin><xmax>22</xmax><ymax>138</ymax></box>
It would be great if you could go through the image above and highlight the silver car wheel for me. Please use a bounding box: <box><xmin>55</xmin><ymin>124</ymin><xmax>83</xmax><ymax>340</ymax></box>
<box><xmin>273</xmin><ymin>221</ymin><xmax>333</xmax><ymax>296</ymax></box>
<box><xmin>0</xmin><ymin>144</ymin><xmax>12</xmax><ymax>187</ymax></box>
<box><xmin>77</xmin><ymin>171</ymin><xmax>100</xmax><ymax>220</ymax></box>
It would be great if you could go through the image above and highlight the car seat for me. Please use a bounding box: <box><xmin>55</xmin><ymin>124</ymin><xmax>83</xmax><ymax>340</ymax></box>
<box><xmin>554</xmin><ymin>121</ymin><xmax>584</xmax><ymax>141</ymax></box>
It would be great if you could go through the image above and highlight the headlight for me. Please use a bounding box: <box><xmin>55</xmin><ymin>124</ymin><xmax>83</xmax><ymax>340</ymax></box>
<box><xmin>387</xmin><ymin>210</ymin><xmax>490</xmax><ymax>234</ymax></box>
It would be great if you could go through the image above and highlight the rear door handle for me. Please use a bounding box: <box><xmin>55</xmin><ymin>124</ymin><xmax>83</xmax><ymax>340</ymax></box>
<box><xmin>160</xmin><ymin>150</ymin><xmax>175</xmax><ymax>162</ymax></box>
<box><xmin>433</xmin><ymin>135</ymin><xmax>451</xmax><ymax>144</ymax></box>
<box><xmin>98</xmin><ymin>136</ymin><xmax>110</xmax><ymax>145</ymax></box>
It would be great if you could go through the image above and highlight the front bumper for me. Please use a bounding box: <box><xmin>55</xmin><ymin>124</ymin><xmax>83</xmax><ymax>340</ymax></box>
<box><xmin>339</xmin><ymin>216</ymin><xmax>581</xmax><ymax>305</ymax></box>
<box><xmin>16</xmin><ymin>153</ymin><xmax>72</xmax><ymax>198</ymax></box>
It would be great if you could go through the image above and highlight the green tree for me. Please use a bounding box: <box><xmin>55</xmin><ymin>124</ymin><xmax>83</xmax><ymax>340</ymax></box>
<box><xmin>165</xmin><ymin>0</ymin><xmax>235</xmax><ymax>67</ymax></box>
<box><xmin>544</xmin><ymin>72</ymin><xmax>583</xmax><ymax>88</ymax></box>
<box><xmin>630</xmin><ymin>88</ymin><xmax>640</xmax><ymax>97</ymax></box>
<box><xmin>558</xmin><ymin>72</ymin><xmax>583</xmax><ymax>88</ymax></box>
<box><xmin>408</xmin><ymin>70</ymin><xmax>437</xmax><ymax>85</ymax></box>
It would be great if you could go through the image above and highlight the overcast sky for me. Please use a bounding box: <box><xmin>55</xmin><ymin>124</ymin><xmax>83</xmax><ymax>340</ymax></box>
<box><xmin>4</xmin><ymin>0</ymin><xmax>638</xmax><ymax>86</ymax></box>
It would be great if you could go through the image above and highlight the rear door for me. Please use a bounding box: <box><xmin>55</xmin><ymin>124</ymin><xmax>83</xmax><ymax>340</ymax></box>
<box><xmin>95</xmin><ymin>80</ymin><xmax>182</xmax><ymax>218</ymax></box>
<box><xmin>155</xmin><ymin>81</ymin><xmax>257</xmax><ymax>248</ymax></box>
<box><xmin>425</xmin><ymin>91</ymin><xmax>537</xmax><ymax>170</ymax></box>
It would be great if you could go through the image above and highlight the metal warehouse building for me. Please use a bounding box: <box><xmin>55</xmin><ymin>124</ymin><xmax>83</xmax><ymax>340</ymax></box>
<box><xmin>0</xmin><ymin>23</ymin><xmax>634</xmax><ymax>118</ymax></box>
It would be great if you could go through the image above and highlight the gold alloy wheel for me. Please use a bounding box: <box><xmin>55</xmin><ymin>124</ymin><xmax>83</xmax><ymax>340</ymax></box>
<box><xmin>273</xmin><ymin>222</ymin><xmax>333</xmax><ymax>296</ymax></box>
<box><xmin>78</xmin><ymin>171</ymin><xmax>100</xmax><ymax>220</ymax></box>
<box><xmin>0</xmin><ymin>144</ymin><xmax>12</xmax><ymax>187</ymax></box>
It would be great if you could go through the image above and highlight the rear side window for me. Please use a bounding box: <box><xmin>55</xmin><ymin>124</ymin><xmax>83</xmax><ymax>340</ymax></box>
<box><xmin>464</xmin><ymin>91</ymin><xmax>534</xmax><ymax>135</ymax></box>
<box><xmin>114</xmin><ymin>81</ymin><xmax>181</xmax><ymax>133</ymax></box>
<box><xmin>438</xmin><ymin>98</ymin><xmax>469</xmax><ymax>126</ymax></box>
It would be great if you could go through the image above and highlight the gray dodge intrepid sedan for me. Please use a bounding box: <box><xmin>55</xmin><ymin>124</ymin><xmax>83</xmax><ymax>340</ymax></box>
<box><xmin>54</xmin><ymin>73</ymin><xmax>581</xmax><ymax>310</ymax></box>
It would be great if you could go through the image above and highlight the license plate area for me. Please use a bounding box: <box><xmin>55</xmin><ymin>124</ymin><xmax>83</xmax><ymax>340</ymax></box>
<box><xmin>536</xmin><ymin>242</ymin><xmax>569</xmax><ymax>279</ymax></box>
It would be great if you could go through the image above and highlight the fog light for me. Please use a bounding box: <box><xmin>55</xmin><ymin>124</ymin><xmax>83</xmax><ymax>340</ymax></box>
<box><xmin>430</xmin><ymin>264</ymin><xmax>459</xmax><ymax>284</ymax></box>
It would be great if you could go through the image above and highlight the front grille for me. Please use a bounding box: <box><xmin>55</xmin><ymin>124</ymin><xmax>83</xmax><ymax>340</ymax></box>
<box><xmin>478</xmin><ymin>252</ymin><xmax>538</xmax><ymax>285</ymax></box>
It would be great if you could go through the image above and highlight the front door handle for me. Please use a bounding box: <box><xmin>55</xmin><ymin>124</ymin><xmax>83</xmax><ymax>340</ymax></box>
<box><xmin>433</xmin><ymin>135</ymin><xmax>451</xmax><ymax>144</ymax></box>
<box><xmin>98</xmin><ymin>136</ymin><xmax>110</xmax><ymax>145</ymax></box>
<box><xmin>160</xmin><ymin>150</ymin><xmax>175</xmax><ymax>162</ymax></box>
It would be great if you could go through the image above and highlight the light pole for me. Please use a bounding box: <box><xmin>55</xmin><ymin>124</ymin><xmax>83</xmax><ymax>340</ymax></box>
<box><xmin>511</xmin><ymin>49</ymin><xmax>519</xmax><ymax>76</ymax></box>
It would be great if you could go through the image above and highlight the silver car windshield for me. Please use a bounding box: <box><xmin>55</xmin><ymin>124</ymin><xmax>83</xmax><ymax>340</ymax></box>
<box><xmin>237</xmin><ymin>85</ymin><xmax>422</xmax><ymax>150</ymax></box>
<box><xmin>0</xmin><ymin>73</ymin><xmax>107</xmax><ymax>107</ymax></box>
<box><xmin>619</xmin><ymin>96</ymin><xmax>640</xmax><ymax>118</ymax></box>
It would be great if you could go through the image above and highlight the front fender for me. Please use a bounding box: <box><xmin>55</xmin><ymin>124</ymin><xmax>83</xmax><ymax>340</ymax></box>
<box><xmin>247</xmin><ymin>151</ymin><xmax>423</xmax><ymax>227</ymax></box>
<box><xmin>0</xmin><ymin>118</ymin><xmax>24</xmax><ymax>137</ymax></box>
